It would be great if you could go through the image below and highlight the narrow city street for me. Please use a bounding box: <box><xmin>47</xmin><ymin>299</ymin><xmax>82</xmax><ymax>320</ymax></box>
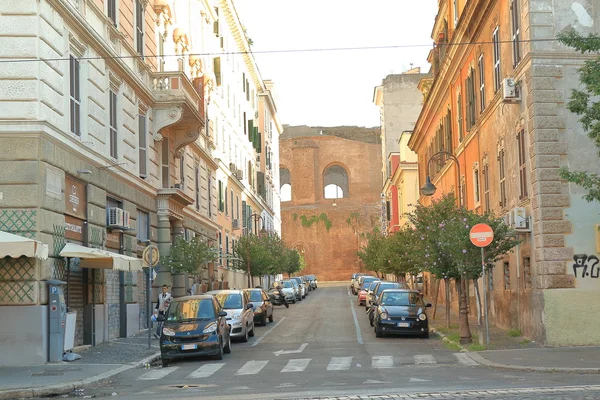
<box><xmin>49</xmin><ymin>284</ymin><xmax>600</xmax><ymax>400</ymax></box>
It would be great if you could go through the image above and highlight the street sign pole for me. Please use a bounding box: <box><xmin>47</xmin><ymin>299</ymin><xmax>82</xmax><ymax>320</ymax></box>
<box><xmin>481</xmin><ymin>247</ymin><xmax>489</xmax><ymax>349</ymax></box>
<box><xmin>470</xmin><ymin>223</ymin><xmax>494</xmax><ymax>350</ymax></box>
<box><xmin>147</xmin><ymin>248</ymin><xmax>152</xmax><ymax>350</ymax></box>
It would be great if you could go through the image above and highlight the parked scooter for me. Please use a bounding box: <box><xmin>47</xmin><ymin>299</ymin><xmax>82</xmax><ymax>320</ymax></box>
<box><xmin>268</xmin><ymin>287</ymin><xmax>289</xmax><ymax>308</ymax></box>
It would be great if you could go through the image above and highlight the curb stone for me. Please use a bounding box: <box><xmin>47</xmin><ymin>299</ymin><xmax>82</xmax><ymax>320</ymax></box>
<box><xmin>0</xmin><ymin>352</ymin><xmax>160</xmax><ymax>400</ymax></box>
<box><xmin>429</xmin><ymin>327</ymin><xmax>468</xmax><ymax>352</ymax></box>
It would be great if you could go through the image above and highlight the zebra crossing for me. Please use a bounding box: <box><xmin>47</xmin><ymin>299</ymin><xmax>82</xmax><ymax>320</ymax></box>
<box><xmin>137</xmin><ymin>353</ymin><xmax>478</xmax><ymax>381</ymax></box>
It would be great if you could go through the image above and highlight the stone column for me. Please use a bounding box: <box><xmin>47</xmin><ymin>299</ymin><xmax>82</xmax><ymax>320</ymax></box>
<box><xmin>171</xmin><ymin>220</ymin><xmax>187</xmax><ymax>297</ymax></box>
<box><xmin>154</xmin><ymin>213</ymin><xmax>172</xmax><ymax>296</ymax></box>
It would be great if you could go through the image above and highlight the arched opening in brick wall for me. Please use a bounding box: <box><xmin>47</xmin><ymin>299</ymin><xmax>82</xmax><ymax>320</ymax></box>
<box><xmin>323</xmin><ymin>164</ymin><xmax>349</xmax><ymax>199</ymax></box>
<box><xmin>280</xmin><ymin>167</ymin><xmax>291</xmax><ymax>202</ymax></box>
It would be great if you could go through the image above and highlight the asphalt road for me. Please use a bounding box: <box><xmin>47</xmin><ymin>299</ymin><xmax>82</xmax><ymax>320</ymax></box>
<box><xmin>69</xmin><ymin>284</ymin><xmax>600</xmax><ymax>399</ymax></box>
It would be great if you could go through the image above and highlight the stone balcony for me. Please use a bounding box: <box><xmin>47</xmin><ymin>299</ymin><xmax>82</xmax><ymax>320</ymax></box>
<box><xmin>151</xmin><ymin>71</ymin><xmax>205</xmax><ymax>156</ymax></box>
<box><xmin>157</xmin><ymin>187</ymin><xmax>194</xmax><ymax>221</ymax></box>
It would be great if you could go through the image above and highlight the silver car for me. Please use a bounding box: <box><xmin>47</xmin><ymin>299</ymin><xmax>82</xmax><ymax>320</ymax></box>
<box><xmin>290</xmin><ymin>277</ymin><xmax>306</xmax><ymax>299</ymax></box>
<box><xmin>206</xmin><ymin>290</ymin><xmax>255</xmax><ymax>342</ymax></box>
<box><xmin>273</xmin><ymin>280</ymin><xmax>298</xmax><ymax>304</ymax></box>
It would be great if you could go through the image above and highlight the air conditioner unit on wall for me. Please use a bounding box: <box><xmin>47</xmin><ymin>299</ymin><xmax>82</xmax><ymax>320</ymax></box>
<box><xmin>107</xmin><ymin>207</ymin><xmax>124</xmax><ymax>227</ymax></box>
<box><xmin>513</xmin><ymin>207</ymin><xmax>530</xmax><ymax>230</ymax></box>
<box><xmin>235</xmin><ymin>169</ymin><xmax>244</xmax><ymax>180</ymax></box>
<box><xmin>502</xmin><ymin>78</ymin><xmax>521</xmax><ymax>102</ymax></box>
<box><xmin>122</xmin><ymin>210</ymin><xmax>131</xmax><ymax>229</ymax></box>
<box><xmin>229</xmin><ymin>162</ymin><xmax>236</xmax><ymax>172</ymax></box>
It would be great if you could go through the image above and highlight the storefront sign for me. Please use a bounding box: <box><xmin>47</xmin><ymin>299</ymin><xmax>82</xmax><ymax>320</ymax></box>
<box><xmin>65</xmin><ymin>215</ymin><xmax>85</xmax><ymax>241</ymax></box>
<box><xmin>65</xmin><ymin>176</ymin><xmax>87</xmax><ymax>220</ymax></box>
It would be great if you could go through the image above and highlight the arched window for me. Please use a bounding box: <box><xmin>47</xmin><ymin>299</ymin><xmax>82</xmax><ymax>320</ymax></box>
<box><xmin>323</xmin><ymin>165</ymin><xmax>349</xmax><ymax>199</ymax></box>
<box><xmin>280</xmin><ymin>167</ymin><xmax>291</xmax><ymax>202</ymax></box>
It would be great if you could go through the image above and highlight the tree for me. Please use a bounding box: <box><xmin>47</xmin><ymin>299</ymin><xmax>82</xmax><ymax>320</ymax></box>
<box><xmin>557</xmin><ymin>30</ymin><xmax>600</xmax><ymax>203</ymax></box>
<box><xmin>384</xmin><ymin>226</ymin><xmax>426</xmax><ymax>284</ymax></box>
<box><xmin>357</xmin><ymin>229</ymin><xmax>388</xmax><ymax>278</ymax></box>
<box><xmin>281</xmin><ymin>247</ymin><xmax>303</xmax><ymax>278</ymax></box>
<box><xmin>232</xmin><ymin>235</ymin><xmax>275</xmax><ymax>287</ymax></box>
<box><xmin>161</xmin><ymin>236</ymin><xmax>218</xmax><ymax>278</ymax></box>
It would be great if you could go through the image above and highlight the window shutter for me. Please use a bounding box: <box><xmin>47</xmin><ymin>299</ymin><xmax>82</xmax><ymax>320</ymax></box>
<box><xmin>248</xmin><ymin>120</ymin><xmax>254</xmax><ymax>139</ymax></box>
<box><xmin>213</xmin><ymin>57</ymin><xmax>221</xmax><ymax>86</ymax></box>
<box><xmin>257</xmin><ymin>132</ymin><xmax>262</xmax><ymax>153</ymax></box>
<box><xmin>242</xmin><ymin>201</ymin><xmax>247</xmax><ymax>229</ymax></box>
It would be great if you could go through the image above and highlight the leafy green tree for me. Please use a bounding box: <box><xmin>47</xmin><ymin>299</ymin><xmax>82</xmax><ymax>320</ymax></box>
<box><xmin>384</xmin><ymin>226</ymin><xmax>426</xmax><ymax>284</ymax></box>
<box><xmin>357</xmin><ymin>229</ymin><xmax>388</xmax><ymax>278</ymax></box>
<box><xmin>556</xmin><ymin>30</ymin><xmax>600</xmax><ymax>202</ymax></box>
<box><xmin>281</xmin><ymin>247</ymin><xmax>303</xmax><ymax>278</ymax></box>
<box><xmin>161</xmin><ymin>236</ymin><xmax>218</xmax><ymax>277</ymax></box>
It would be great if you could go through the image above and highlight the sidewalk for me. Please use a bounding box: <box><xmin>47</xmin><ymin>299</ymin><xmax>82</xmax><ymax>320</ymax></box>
<box><xmin>0</xmin><ymin>330</ymin><xmax>160</xmax><ymax>399</ymax></box>
<box><xmin>428</xmin><ymin>299</ymin><xmax>600</xmax><ymax>373</ymax></box>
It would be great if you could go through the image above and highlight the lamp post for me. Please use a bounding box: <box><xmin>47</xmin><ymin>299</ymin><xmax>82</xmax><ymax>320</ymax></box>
<box><xmin>420</xmin><ymin>151</ymin><xmax>472</xmax><ymax>344</ymax></box>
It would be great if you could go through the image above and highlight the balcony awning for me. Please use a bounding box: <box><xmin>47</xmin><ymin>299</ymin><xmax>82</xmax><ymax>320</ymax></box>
<box><xmin>0</xmin><ymin>230</ymin><xmax>49</xmax><ymax>260</ymax></box>
<box><xmin>59</xmin><ymin>243</ymin><xmax>143</xmax><ymax>272</ymax></box>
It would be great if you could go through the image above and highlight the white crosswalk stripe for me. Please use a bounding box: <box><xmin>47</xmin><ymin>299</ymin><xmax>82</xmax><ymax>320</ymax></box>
<box><xmin>236</xmin><ymin>360</ymin><xmax>269</xmax><ymax>375</ymax></box>
<box><xmin>281</xmin><ymin>358</ymin><xmax>311</xmax><ymax>372</ymax></box>
<box><xmin>454</xmin><ymin>352</ymin><xmax>479</xmax><ymax>366</ymax></box>
<box><xmin>414</xmin><ymin>354</ymin><xmax>436</xmax><ymax>364</ymax></box>
<box><xmin>187</xmin><ymin>363</ymin><xmax>226</xmax><ymax>378</ymax></box>
<box><xmin>326</xmin><ymin>356</ymin><xmax>353</xmax><ymax>371</ymax></box>
<box><xmin>372</xmin><ymin>355</ymin><xmax>394</xmax><ymax>369</ymax></box>
<box><xmin>138</xmin><ymin>366</ymin><xmax>178</xmax><ymax>380</ymax></box>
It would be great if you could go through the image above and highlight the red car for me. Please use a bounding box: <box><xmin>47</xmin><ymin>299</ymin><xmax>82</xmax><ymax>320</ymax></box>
<box><xmin>358</xmin><ymin>280</ymin><xmax>380</xmax><ymax>306</ymax></box>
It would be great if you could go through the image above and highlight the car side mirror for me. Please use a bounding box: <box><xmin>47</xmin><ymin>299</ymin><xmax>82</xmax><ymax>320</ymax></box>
<box><xmin>425</xmin><ymin>303</ymin><xmax>432</xmax><ymax>308</ymax></box>
<box><xmin>218</xmin><ymin>311</ymin><xmax>227</xmax><ymax>317</ymax></box>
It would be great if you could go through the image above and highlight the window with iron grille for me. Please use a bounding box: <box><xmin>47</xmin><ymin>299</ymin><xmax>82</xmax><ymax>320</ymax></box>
<box><xmin>478</xmin><ymin>54</ymin><xmax>486</xmax><ymax>112</ymax></box>
<box><xmin>109</xmin><ymin>90</ymin><xmax>118</xmax><ymax>159</ymax></box>
<box><xmin>69</xmin><ymin>56</ymin><xmax>81</xmax><ymax>136</ymax></box>
<box><xmin>498</xmin><ymin>148</ymin><xmax>507</xmax><ymax>207</ymax></box>
<box><xmin>511</xmin><ymin>0</ymin><xmax>522</xmax><ymax>67</ymax></box>
<box><xmin>503</xmin><ymin>261</ymin><xmax>511</xmax><ymax>290</ymax></box>
<box><xmin>135</xmin><ymin>0</ymin><xmax>144</xmax><ymax>56</ymax></box>
<box><xmin>457</xmin><ymin>92</ymin><xmax>463</xmax><ymax>142</ymax></box>
<box><xmin>523</xmin><ymin>257</ymin><xmax>532</xmax><ymax>289</ymax></box>
<box><xmin>517</xmin><ymin>129</ymin><xmax>528</xmax><ymax>199</ymax></box>
<box><xmin>483</xmin><ymin>163</ymin><xmax>490</xmax><ymax>213</ymax></box>
<box><xmin>138</xmin><ymin>114</ymin><xmax>147</xmax><ymax>178</ymax></box>
<box><xmin>492</xmin><ymin>27</ymin><xmax>501</xmax><ymax>92</ymax></box>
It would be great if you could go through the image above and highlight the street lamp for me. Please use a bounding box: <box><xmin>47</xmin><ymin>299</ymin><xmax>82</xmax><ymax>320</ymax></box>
<box><xmin>421</xmin><ymin>150</ymin><xmax>471</xmax><ymax>344</ymax></box>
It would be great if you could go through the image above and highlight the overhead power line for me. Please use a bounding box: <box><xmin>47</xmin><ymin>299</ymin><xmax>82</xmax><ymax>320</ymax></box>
<box><xmin>0</xmin><ymin>37</ymin><xmax>573</xmax><ymax>64</ymax></box>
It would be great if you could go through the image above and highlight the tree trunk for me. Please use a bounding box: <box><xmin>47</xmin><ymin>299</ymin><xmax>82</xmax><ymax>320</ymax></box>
<box><xmin>459</xmin><ymin>277</ymin><xmax>472</xmax><ymax>344</ymax></box>
<box><xmin>432</xmin><ymin>278</ymin><xmax>440</xmax><ymax>319</ymax></box>
<box><xmin>473</xmin><ymin>278</ymin><xmax>484</xmax><ymax>345</ymax></box>
<box><xmin>444</xmin><ymin>278</ymin><xmax>451</xmax><ymax>328</ymax></box>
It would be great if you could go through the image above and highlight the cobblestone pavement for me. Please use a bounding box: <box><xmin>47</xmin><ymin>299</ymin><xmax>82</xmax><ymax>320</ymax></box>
<box><xmin>76</xmin><ymin>330</ymin><xmax>159</xmax><ymax>364</ymax></box>
<box><xmin>292</xmin><ymin>385</ymin><xmax>600</xmax><ymax>400</ymax></box>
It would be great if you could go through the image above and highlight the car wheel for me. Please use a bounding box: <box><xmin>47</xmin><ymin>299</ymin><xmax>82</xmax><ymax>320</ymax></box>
<box><xmin>268</xmin><ymin>311</ymin><xmax>274</xmax><ymax>323</ymax></box>
<box><xmin>422</xmin><ymin>330</ymin><xmax>430</xmax><ymax>339</ymax></box>
<box><xmin>261</xmin><ymin>312</ymin><xmax>267</xmax><ymax>326</ymax></box>
<box><xmin>375</xmin><ymin>324</ymin><xmax>383</xmax><ymax>338</ymax></box>
<box><xmin>299</xmin><ymin>296</ymin><xmax>302</xmax><ymax>301</ymax></box>
<box><xmin>241</xmin><ymin>325</ymin><xmax>249</xmax><ymax>342</ymax></box>
<box><xmin>161</xmin><ymin>357</ymin><xmax>170</xmax><ymax>367</ymax></box>
<box><xmin>214</xmin><ymin>339</ymin><xmax>224</xmax><ymax>360</ymax></box>
<box><xmin>223</xmin><ymin>333</ymin><xmax>232</xmax><ymax>354</ymax></box>
<box><xmin>248</xmin><ymin>322</ymin><xmax>255</xmax><ymax>337</ymax></box>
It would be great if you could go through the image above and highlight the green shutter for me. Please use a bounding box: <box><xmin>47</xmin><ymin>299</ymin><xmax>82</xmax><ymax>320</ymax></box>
<box><xmin>248</xmin><ymin>120</ymin><xmax>254</xmax><ymax>140</ymax></box>
<box><xmin>257</xmin><ymin>132</ymin><xmax>262</xmax><ymax>153</ymax></box>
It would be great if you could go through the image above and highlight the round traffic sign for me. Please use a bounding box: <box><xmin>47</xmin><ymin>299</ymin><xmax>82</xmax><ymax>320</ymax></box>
<box><xmin>142</xmin><ymin>245</ymin><xmax>160</xmax><ymax>267</ymax></box>
<box><xmin>470</xmin><ymin>223</ymin><xmax>494</xmax><ymax>247</ymax></box>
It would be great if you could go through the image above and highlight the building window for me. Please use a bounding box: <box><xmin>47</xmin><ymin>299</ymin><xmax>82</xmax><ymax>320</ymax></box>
<box><xmin>466</xmin><ymin>68</ymin><xmax>476</xmax><ymax>130</ymax></box>
<box><xmin>225</xmin><ymin>235</ymin><xmax>230</xmax><ymax>268</ymax></box>
<box><xmin>179</xmin><ymin>153</ymin><xmax>185</xmax><ymax>189</ymax></box>
<box><xmin>224</xmin><ymin>184</ymin><xmax>229</xmax><ymax>216</ymax></box>
<box><xmin>109</xmin><ymin>90</ymin><xmax>117</xmax><ymax>159</ymax></box>
<box><xmin>492</xmin><ymin>27</ymin><xmax>501</xmax><ymax>92</ymax></box>
<box><xmin>453</xmin><ymin>0</ymin><xmax>459</xmax><ymax>27</ymax></box>
<box><xmin>517</xmin><ymin>130</ymin><xmax>528</xmax><ymax>199</ymax></box>
<box><xmin>523</xmin><ymin>257</ymin><xmax>532</xmax><ymax>289</ymax></box>
<box><xmin>511</xmin><ymin>0</ymin><xmax>522</xmax><ymax>67</ymax></box>
<box><xmin>208</xmin><ymin>173</ymin><xmax>213</xmax><ymax>217</ymax></box>
<box><xmin>230</xmin><ymin>189</ymin><xmax>234</xmax><ymax>219</ymax></box>
<box><xmin>236</xmin><ymin>195</ymin><xmax>240</xmax><ymax>219</ymax></box>
<box><xmin>218</xmin><ymin>180</ymin><xmax>224</xmax><ymax>212</ymax></box>
<box><xmin>138</xmin><ymin>114</ymin><xmax>147</xmax><ymax>178</ymax></box>
<box><xmin>498</xmin><ymin>148</ymin><xmax>507</xmax><ymax>207</ymax></box>
<box><xmin>136</xmin><ymin>210</ymin><xmax>149</xmax><ymax>242</ymax></box>
<box><xmin>195</xmin><ymin>166</ymin><xmax>200</xmax><ymax>211</ymax></box>
<box><xmin>69</xmin><ymin>56</ymin><xmax>81</xmax><ymax>136</ymax></box>
<box><xmin>107</xmin><ymin>0</ymin><xmax>117</xmax><ymax>26</ymax></box>
<box><xmin>503</xmin><ymin>261</ymin><xmax>511</xmax><ymax>290</ymax></box>
<box><xmin>135</xmin><ymin>0</ymin><xmax>144</xmax><ymax>56</ymax></box>
<box><xmin>478</xmin><ymin>54</ymin><xmax>486</xmax><ymax>112</ymax></box>
<box><xmin>457</xmin><ymin>92</ymin><xmax>463</xmax><ymax>142</ymax></box>
<box><xmin>473</xmin><ymin>165</ymin><xmax>481</xmax><ymax>206</ymax></box>
<box><xmin>218</xmin><ymin>232</ymin><xmax>222</xmax><ymax>265</ymax></box>
<box><xmin>460</xmin><ymin>176</ymin><xmax>466</xmax><ymax>207</ymax></box>
<box><xmin>483</xmin><ymin>162</ymin><xmax>490</xmax><ymax>213</ymax></box>
<box><xmin>161</xmin><ymin>138</ymin><xmax>170</xmax><ymax>188</ymax></box>
<box><xmin>445</xmin><ymin>108</ymin><xmax>452</xmax><ymax>153</ymax></box>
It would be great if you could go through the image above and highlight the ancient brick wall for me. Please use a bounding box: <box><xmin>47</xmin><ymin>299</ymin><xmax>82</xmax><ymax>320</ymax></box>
<box><xmin>280</xmin><ymin>129</ymin><xmax>382</xmax><ymax>281</ymax></box>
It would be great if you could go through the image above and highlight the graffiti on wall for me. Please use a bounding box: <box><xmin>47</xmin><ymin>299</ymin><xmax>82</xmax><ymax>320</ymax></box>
<box><xmin>573</xmin><ymin>254</ymin><xmax>600</xmax><ymax>278</ymax></box>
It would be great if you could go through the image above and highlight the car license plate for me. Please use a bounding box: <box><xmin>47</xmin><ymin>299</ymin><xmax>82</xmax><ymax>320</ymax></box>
<box><xmin>397</xmin><ymin>322</ymin><xmax>410</xmax><ymax>328</ymax></box>
<box><xmin>181</xmin><ymin>344</ymin><xmax>197</xmax><ymax>350</ymax></box>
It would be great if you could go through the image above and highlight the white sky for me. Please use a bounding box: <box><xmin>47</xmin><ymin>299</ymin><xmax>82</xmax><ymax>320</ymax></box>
<box><xmin>233</xmin><ymin>0</ymin><xmax>438</xmax><ymax>127</ymax></box>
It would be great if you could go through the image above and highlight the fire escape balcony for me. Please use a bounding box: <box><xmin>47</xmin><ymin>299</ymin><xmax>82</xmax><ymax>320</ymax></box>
<box><xmin>151</xmin><ymin>71</ymin><xmax>205</xmax><ymax>156</ymax></box>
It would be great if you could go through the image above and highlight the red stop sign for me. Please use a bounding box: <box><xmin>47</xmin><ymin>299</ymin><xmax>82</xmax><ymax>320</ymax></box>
<box><xmin>470</xmin><ymin>223</ymin><xmax>494</xmax><ymax>247</ymax></box>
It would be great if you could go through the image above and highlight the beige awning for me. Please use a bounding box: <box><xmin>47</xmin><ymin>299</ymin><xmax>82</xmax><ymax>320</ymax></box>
<box><xmin>59</xmin><ymin>243</ymin><xmax>143</xmax><ymax>272</ymax></box>
<box><xmin>0</xmin><ymin>230</ymin><xmax>49</xmax><ymax>260</ymax></box>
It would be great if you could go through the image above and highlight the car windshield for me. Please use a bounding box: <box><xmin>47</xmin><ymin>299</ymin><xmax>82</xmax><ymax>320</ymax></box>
<box><xmin>166</xmin><ymin>299</ymin><xmax>215</xmax><ymax>322</ymax></box>
<box><xmin>214</xmin><ymin>293</ymin><xmax>243</xmax><ymax>309</ymax></box>
<box><xmin>380</xmin><ymin>292</ymin><xmax>422</xmax><ymax>307</ymax></box>
<box><xmin>248</xmin><ymin>291</ymin><xmax>263</xmax><ymax>302</ymax></box>
<box><xmin>281</xmin><ymin>281</ymin><xmax>292</xmax><ymax>288</ymax></box>
<box><xmin>376</xmin><ymin>283</ymin><xmax>401</xmax><ymax>295</ymax></box>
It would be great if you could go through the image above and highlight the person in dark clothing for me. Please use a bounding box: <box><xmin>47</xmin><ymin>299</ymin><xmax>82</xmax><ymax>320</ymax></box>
<box><xmin>153</xmin><ymin>284</ymin><xmax>172</xmax><ymax>339</ymax></box>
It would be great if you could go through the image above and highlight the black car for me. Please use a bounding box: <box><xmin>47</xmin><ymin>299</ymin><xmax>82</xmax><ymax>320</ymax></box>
<box><xmin>372</xmin><ymin>289</ymin><xmax>431</xmax><ymax>338</ymax></box>
<box><xmin>244</xmin><ymin>288</ymin><xmax>274</xmax><ymax>325</ymax></box>
<box><xmin>368</xmin><ymin>281</ymin><xmax>408</xmax><ymax>324</ymax></box>
<box><xmin>160</xmin><ymin>295</ymin><xmax>231</xmax><ymax>366</ymax></box>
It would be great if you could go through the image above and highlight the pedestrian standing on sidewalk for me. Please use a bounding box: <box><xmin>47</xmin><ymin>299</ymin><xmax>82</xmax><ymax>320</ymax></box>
<box><xmin>154</xmin><ymin>284</ymin><xmax>172</xmax><ymax>339</ymax></box>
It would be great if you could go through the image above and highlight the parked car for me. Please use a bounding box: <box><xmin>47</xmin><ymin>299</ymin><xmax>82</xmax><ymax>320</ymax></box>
<box><xmin>272</xmin><ymin>280</ymin><xmax>297</xmax><ymax>304</ymax></box>
<box><xmin>368</xmin><ymin>281</ymin><xmax>408</xmax><ymax>325</ymax></box>
<box><xmin>308</xmin><ymin>275</ymin><xmax>318</xmax><ymax>289</ymax></box>
<box><xmin>206</xmin><ymin>290</ymin><xmax>255</xmax><ymax>342</ymax></box>
<box><xmin>350</xmin><ymin>273</ymin><xmax>367</xmax><ymax>294</ymax></box>
<box><xmin>159</xmin><ymin>295</ymin><xmax>231</xmax><ymax>366</ymax></box>
<box><xmin>372</xmin><ymin>289</ymin><xmax>431</xmax><ymax>338</ymax></box>
<box><xmin>364</xmin><ymin>280</ymin><xmax>383</xmax><ymax>310</ymax></box>
<box><xmin>290</xmin><ymin>277</ymin><xmax>306</xmax><ymax>299</ymax></box>
<box><xmin>353</xmin><ymin>275</ymin><xmax>374</xmax><ymax>295</ymax></box>
<box><xmin>244</xmin><ymin>288</ymin><xmax>274</xmax><ymax>325</ymax></box>
<box><xmin>358</xmin><ymin>278</ymin><xmax>380</xmax><ymax>306</ymax></box>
